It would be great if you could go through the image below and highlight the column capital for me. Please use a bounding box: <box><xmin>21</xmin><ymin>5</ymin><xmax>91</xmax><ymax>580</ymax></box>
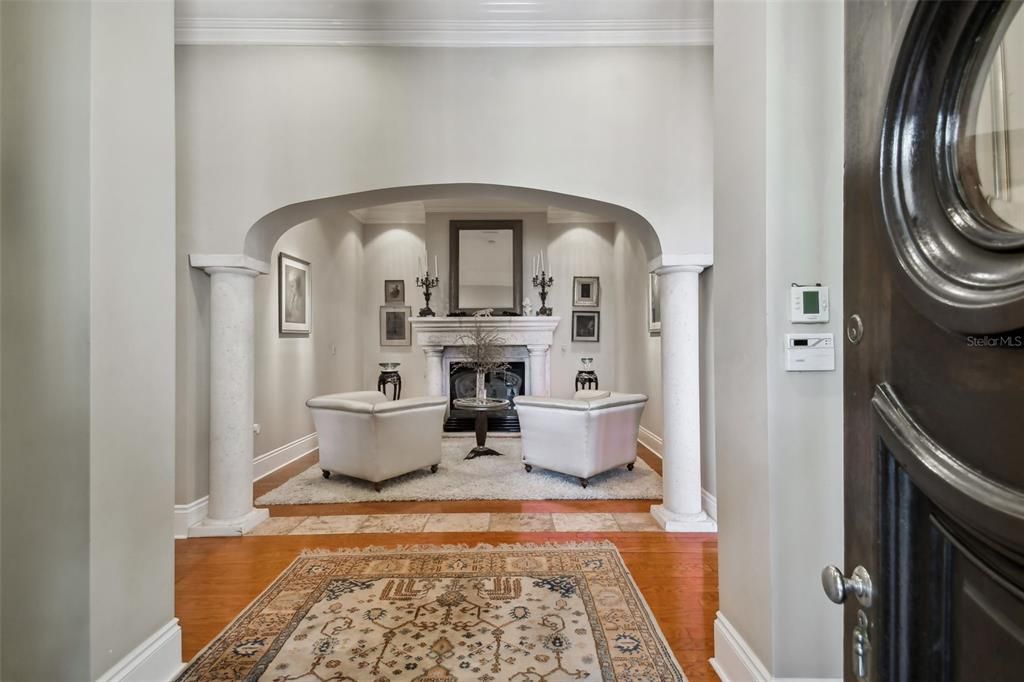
<box><xmin>422</xmin><ymin>345</ymin><xmax>444</xmax><ymax>356</ymax></box>
<box><xmin>649</xmin><ymin>253</ymin><xmax>712</xmax><ymax>277</ymax></box>
<box><xmin>190</xmin><ymin>253</ymin><xmax>270</xmax><ymax>277</ymax></box>
<box><xmin>526</xmin><ymin>344</ymin><xmax>550</xmax><ymax>354</ymax></box>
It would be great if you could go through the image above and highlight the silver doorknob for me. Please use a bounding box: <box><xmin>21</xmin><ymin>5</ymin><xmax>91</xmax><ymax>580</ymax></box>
<box><xmin>821</xmin><ymin>565</ymin><xmax>873</xmax><ymax>607</ymax></box>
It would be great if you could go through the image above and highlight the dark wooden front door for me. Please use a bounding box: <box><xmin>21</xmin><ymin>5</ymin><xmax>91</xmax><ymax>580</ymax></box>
<box><xmin>843</xmin><ymin>1</ymin><xmax>1024</xmax><ymax>680</ymax></box>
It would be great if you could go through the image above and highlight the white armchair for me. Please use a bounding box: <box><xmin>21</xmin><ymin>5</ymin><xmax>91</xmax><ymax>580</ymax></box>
<box><xmin>306</xmin><ymin>391</ymin><xmax>448</xmax><ymax>491</ymax></box>
<box><xmin>515</xmin><ymin>390</ymin><xmax>648</xmax><ymax>487</ymax></box>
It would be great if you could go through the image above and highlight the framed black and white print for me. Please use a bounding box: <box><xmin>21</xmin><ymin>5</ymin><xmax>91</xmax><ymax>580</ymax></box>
<box><xmin>572</xmin><ymin>311</ymin><xmax>600</xmax><ymax>342</ymax></box>
<box><xmin>380</xmin><ymin>305</ymin><xmax>412</xmax><ymax>346</ymax></box>
<box><xmin>279</xmin><ymin>252</ymin><xmax>311</xmax><ymax>335</ymax></box>
<box><xmin>384</xmin><ymin>279</ymin><xmax>406</xmax><ymax>304</ymax></box>
<box><xmin>648</xmin><ymin>273</ymin><xmax>661</xmax><ymax>335</ymax></box>
<box><xmin>573</xmin><ymin>276</ymin><xmax>600</xmax><ymax>307</ymax></box>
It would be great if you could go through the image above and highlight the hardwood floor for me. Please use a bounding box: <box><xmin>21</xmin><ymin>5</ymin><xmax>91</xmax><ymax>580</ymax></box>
<box><xmin>175</xmin><ymin>444</ymin><xmax>720</xmax><ymax>681</ymax></box>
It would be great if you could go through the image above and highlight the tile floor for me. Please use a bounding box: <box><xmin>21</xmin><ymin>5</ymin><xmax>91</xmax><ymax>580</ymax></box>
<box><xmin>246</xmin><ymin>511</ymin><xmax>664</xmax><ymax>535</ymax></box>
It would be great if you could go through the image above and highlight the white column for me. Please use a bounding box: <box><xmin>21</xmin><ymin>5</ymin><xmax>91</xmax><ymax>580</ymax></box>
<box><xmin>188</xmin><ymin>255</ymin><xmax>270</xmax><ymax>537</ymax></box>
<box><xmin>423</xmin><ymin>346</ymin><xmax>445</xmax><ymax>396</ymax></box>
<box><xmin>650</xmin><ymin>264</ymin><xmax>717</xmax><ymax>532</ymax></box>
<box><xmin>527</xmin><ymin>345</ymin><xmax>550</xmax><ymax>396</ymax></box>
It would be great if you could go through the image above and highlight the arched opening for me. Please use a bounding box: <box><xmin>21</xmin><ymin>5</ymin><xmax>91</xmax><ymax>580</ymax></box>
<box><xmin>244</xmin><ymin>183</ymin><xmax>663</xmax><ymax>264</ymax></box>
<box><xmin>188</xmin><ymin>182</ymin><xmax>712</xmax><ymax>537</ymax></box>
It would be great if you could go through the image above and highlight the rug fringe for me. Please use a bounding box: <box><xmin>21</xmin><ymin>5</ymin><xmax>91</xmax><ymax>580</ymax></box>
<box><xmin>299</xmin><ymin>540</ymin><xmax>618</xmax><ymax>556</ymax></box>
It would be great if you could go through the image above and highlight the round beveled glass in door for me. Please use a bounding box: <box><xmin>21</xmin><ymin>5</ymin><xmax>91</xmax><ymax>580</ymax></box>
<box><xmin>969</xmin><ymin>4</ymin><xmax>1024</xmax><ymax>232</ymax></box>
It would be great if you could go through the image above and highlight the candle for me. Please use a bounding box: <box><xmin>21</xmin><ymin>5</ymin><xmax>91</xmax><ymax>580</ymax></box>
<box><xmin>419</xmin><ymin>256</ymin><xmax>423</xmax><ymax>274</ymax></box>
<box><xmin>533</xmin><ymin>255</ymin><xmax>537</xmax><ymax>277</ymax></box>
<box><xmin>435</xmin><ymin>255</ymin><xmax>439</xmax><ymax>278</ymax></box>
<box><xmin>540</xmin><ymin>251</ymin><xmax>545</xmax><ymax>274</ymax></box>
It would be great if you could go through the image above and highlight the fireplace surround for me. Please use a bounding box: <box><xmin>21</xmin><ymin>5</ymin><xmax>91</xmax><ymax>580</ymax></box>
<box><xmin>445</xmin><ymin>361</ymin><xmax>527</xmax><ymax>432</ymax></box>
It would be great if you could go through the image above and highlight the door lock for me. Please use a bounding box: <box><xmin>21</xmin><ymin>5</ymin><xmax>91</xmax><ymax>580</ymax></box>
<box><xmin>821</xmin><ymin>564</ymin><xmax>873</xmax><ymax>607</ymax></box>
<box><xmin>852</xmin><ymin>609</ymin><xmax>871</xmax><ymax>680</ymax></box>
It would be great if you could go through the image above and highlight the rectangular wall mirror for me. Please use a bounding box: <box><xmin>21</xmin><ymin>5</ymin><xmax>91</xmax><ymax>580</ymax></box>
<box><xmin>449</xmin><ymin>220</ymin><xmax>523</xmax><ymax>314</ymax></box>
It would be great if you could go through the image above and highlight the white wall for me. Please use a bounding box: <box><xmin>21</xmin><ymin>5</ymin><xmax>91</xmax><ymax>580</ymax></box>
<box><xmin>2</xmin><ymin>1</ymin><xmax>179</xmax><ymax>678</ymax></box>
<box><xmin>362</xmin><ymin>222</ymin><xmax>429</xmax><ymax>396</ymax></box>
<box><xmin>88</xmin><ymin>2</ymin><xmax>178</xmax><ymax>677</ymax></box>
<box><xmin>1</xmin><ymin>2</ymin><xmax>92</xmax><ymax>674</ymax></box>
<box><xmin>176</xmin><ymin>45</ymin><xmax>711</xmax><ymax>259</ymax></box>
<box><xmin>713</xmin><ymin>1</ymin><xmax>844</xmax><ymax>679</ymax></box>
<box><xmin>254</xmin><ymin>213</ymin><xmax>365</xmax><ymax>456</ymax></box>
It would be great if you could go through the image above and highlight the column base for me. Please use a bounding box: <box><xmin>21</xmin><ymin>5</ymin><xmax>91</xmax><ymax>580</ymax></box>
<box><xmin>188</xmin><ymin>507</ymin><xmax>269</xmax><ymax>537</ymax></box>
<box><xmin>650</xmin><ymin>505</ymin><xmax>718</xmax><ymax>533</ymax></box>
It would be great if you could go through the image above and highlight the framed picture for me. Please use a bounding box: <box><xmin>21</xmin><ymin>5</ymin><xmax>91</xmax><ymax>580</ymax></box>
<box><xmin>573</xmin><ymin>276</ymin><xmax>600</xmax><ymax>307</ymax></box>
<box><xmin>380</xmin><ymin>305</ymin><xmax>412</xmax><ymax>346</ymax></box>
<box><xmin>278</xmin><ymin>252</ymin><xmax>311</xmax><ymax>335</ymax></box>
<box><xmin>384</xmin><ymin>279</ymin><xmax>406</xmax><ymax>304</ymax></box>
<box><xmin>572</xmin><ymin>311</ymin><xmax>600</xmax><ymax>342</ymax></box>
<box><xmin>648</xmin><ymin>273</ymin><xmax>661</xmax><ymax>335</ymax></box>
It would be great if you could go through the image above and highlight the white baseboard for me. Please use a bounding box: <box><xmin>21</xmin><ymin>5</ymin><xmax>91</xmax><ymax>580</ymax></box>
<box><xmin>710</xmin><ymin>613</ymin><xmax>840</xmax><ymax>682</ymax></box>
<box><xmin>253</xmin><ymin>432</ymin><xmax>318</xmax><ymax>480</ymax></box>
<box><xmin>636</xmin><ymin>429</ymin><xmax>717</xmax><ymax>521</ymax></box>
<box><xmin>637</xmin><ymin>425</ymin><xmax>664</xmax><ymax>457</ymax></box>
<box><xmin>95</xmin><ymin>619</ymin><xmax>185</xmax><ymax>682</ymax></box>
<box><xmin>173</xmin><ymin>495</ymin><xmax>209</xmax><ymax>539</ymax></box>
<box><xmin>174</xmin><ymin>433</ymin><xmax>317</xmax><ymax>539</ymax></box>
<box><xmin>711</xmin><ymin>612</ymin><xmax>771</xmax><ymax>682</ymax></box>
<box><xmin>702</xmin><ymin>488</ymin><xmax>718</xmax><ymax>521</ymax></box>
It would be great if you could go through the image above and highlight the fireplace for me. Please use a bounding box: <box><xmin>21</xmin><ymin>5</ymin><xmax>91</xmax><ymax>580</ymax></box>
<box><xmin>444</xmin><ymin>362</ymin><xmax>526</xmax><ymax>432</ymax></box>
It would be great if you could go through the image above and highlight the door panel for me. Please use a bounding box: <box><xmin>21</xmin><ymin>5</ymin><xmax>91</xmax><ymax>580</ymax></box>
<box><xmin>845</xmin><ymin>1</ymin><xmax>1024</xmax><ymax>680</ymax></box>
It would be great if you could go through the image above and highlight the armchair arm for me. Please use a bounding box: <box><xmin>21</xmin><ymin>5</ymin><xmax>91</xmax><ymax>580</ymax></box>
<box><xmin>306</xmin><ymin>396</ymin><xmax>375</xmax><ymax>413</ymax></box>
<box><xmin>587</xmin><ymin>393</ymin><xmax>648</xmax><ymax>410</ymax></box>
<box><xmin>373</xmin><ymin>396</ymin><xmax>448</xmax><ymax>414</ymax></box>
<box><xmin>514</xmin><ymin>396</ymin><xmax>590</xmax><ymax>412</ymax></box>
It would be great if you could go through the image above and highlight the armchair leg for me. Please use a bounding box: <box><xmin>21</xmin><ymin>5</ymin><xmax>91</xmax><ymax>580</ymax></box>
<box><xmin>579</xmin><ymin>478</ymin><xmax>588</xmax><ymax>488</ymax></box>
<box><xmin>373</xmin><ymin>482</ymin><xmax>383</xmax><ymax>492</ymax></box>
<box><xmin>627</xmin><ymin>462</ymin><xmax>635</xmax><ymax>471</ymax></box>
<box><xmin>430</xmin><ymin>464</ymin><xmax>439</xmax><ymax>474</ymax></box>
<box><xmin>322</xmin><ymin>469</ymin><xmax>331</xmax><ymax>479</ymax></box>
<box><xmin>524</xmin><ymin>464</ymin><xmax>532</xmax><ymax>473</ymax></box>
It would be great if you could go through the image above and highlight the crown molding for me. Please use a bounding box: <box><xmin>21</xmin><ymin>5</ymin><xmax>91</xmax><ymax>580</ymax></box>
<box><xmin>175</xmin><ymin>17</ymin><xmax>713</xmax><ymax>47</ymax></box>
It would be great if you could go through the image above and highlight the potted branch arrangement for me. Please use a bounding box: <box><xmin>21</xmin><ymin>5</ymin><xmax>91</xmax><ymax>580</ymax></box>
<box><xmin>454</xmin><ymin>321</ymin><xmax>510</xmax><ymax>402</ymax></box>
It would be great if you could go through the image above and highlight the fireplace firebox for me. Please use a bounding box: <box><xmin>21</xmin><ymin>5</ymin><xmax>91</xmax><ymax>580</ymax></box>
<box><xmin>444</xmin><ymin>362</ymin><xmax>526</xmax><ymax>432</ymax></box>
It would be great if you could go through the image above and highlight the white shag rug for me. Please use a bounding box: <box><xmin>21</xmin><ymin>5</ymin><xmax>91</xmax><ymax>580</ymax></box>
<box><xmin>256</xmin><ymin>436</ymin><xmax>662</xmax><ymax>504</ymax></box>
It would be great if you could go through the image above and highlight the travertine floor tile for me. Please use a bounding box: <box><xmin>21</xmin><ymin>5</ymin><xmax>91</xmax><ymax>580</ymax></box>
<box><xmin>488</xmin><ymin>513</ymin><xmax>555</xmax><ymax>532</ymax></box>
<box><xmin>612</xmin><ymin>512</ymin><xmax>663</xmax><ymax>532</ymax></box>
<box><xmin>551</xmin><ymin>513</ymin><xmax>620</xmax><ymax>532</ymax></box>
<box><xmin>423</xmin><ymin>513</ymin><xmax>491</xmax><ymax>533</ymax></box>
<box><xmin>356</xmin><ymin>514</ymin><xmax>429</xmax><ymax>533</ymax></box>
<box><xmin>246</xmin><ymin>516</ymin><xmax>308</xmax><ymax>536</ymax></box>
<box><xmin>289</xmin><ymin>515</ymin><xmax>366</xmax><ymax>535</ymax></box>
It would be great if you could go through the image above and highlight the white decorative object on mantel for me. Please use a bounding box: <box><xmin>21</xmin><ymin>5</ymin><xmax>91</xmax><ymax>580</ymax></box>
<box><xmin>410</xmin><ymin>317</ymin><xmax>560</xmax><ymax>397</ymax></box>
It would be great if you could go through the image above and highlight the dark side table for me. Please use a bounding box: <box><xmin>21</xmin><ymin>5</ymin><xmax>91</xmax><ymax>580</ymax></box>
<box><xmin>452</xmin><ymin>397</ymin><xmax>510</xmax><ymax>459</ymax></box>
<box><xmin>377</xmin><ymin>370</ymin><xmax>402</xmax><ymax>400</ymax></box>
<box><xmin>575</xmin><ymin>370</ymin><xmax>599</xmax><ymax>391</ymax></box>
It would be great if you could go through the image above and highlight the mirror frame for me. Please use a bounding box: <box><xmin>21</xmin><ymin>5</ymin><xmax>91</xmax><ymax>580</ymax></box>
<box><xmin>449</xmin><ymin>220</ymin><xmax>523</xmax><ymax>315</ymax></box>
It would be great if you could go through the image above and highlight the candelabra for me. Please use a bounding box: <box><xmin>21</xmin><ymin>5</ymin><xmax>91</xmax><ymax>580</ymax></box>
<box><xmin>416</xmin><ymin>271</ymin><xmax>440</xmax><ymax>317</ymax></box>
<box><xmin>532</xmin><ymin>271</ymin><xmax>554</xmax><ymax>316</ymax></box>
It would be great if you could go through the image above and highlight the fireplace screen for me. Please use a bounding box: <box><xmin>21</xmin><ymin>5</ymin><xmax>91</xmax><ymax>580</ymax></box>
<box><xmin>445</xmin><ymin>362</ymin><xmax>526</xmax><ymax>432</ymax></box>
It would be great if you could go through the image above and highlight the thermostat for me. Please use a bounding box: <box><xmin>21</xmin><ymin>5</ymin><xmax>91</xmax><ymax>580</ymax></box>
<box><xmin>790</xmin><ymin>285</ymin><xmax>829</xmax><ymax>323</ymax></box>
<box><xmin>785</xmin><ymin>333</ymin><xmax>835</xmax><ymax>372</ymax></box>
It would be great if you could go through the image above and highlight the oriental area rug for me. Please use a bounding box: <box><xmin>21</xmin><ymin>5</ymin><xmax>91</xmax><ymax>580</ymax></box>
<box><xmin>177</xmin><ymin>542</ymin><xmax>687</xmax><ymax>681</ymax></box>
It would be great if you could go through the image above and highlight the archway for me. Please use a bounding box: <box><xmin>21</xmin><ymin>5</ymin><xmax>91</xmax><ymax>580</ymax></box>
<box><xmin>187</xmin><ymin>183</ymin><xmax>713</xmax><ymax>535</ymax></box>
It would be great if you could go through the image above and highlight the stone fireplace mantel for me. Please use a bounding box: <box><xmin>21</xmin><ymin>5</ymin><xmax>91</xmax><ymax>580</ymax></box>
<box><xmin>410</xmin><ymin>316</ymin><xmax>561</xmax><ymax>397</ymax></box>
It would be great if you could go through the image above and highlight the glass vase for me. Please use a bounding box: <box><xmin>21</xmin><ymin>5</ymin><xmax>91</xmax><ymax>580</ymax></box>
<box><xmin>475</xmin><ymin>369</ymin><xmax>487</xmax><ymax>401</ymax></box>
